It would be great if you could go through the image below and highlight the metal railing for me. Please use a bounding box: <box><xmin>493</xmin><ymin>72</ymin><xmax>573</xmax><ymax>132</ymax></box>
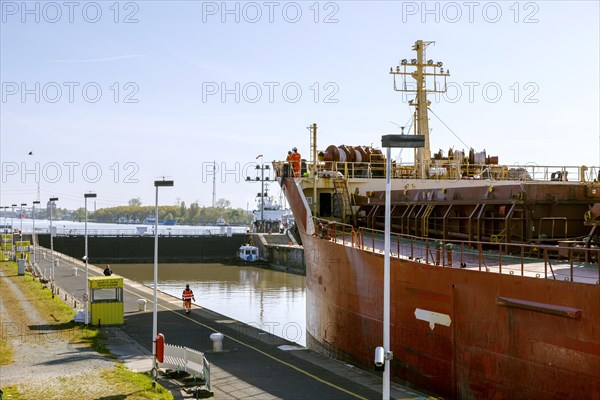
<box><xmin>274</xmin><ymin>160</ymin><xmax>599</xmax><ymax>183</ymax></box>
<box><xmin>313</xmin><ymin>217</ymin><xmax>600</xmax><ymax>285</ymax></box>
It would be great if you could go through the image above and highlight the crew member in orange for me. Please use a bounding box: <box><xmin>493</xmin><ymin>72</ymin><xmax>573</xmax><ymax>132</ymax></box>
<box><xmin>290</xmin><ymin>147</ymin><xmax>301</xmax><ymax>177</ymax></box>
<box><xmin>182</xmin><ymin>284</ymin><xmax>195</xmax><ymax>315</ymax></box>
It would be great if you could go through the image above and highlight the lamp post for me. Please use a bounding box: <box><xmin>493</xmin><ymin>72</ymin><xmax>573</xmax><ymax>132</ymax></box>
<box><xmin>84</xmin><ymin>192</ymin><xmax>97</xmax><ymax>326</ymax></box>
<box><xmin>32</xmin><ymin>201</ymin><xmax>40</xmax><ymax>266</ymax></box>
<box><xmin>11</xmin><ymin>204</ymin><xmax>16</xmax><ymax>259</ymax></box>
<box><xmin>1</xmin><ymin>207</ymin><xmax>7</xmax><ymax>260</ymax></box>
<box><xmin>246</xmin><ymin>157</ymin><xmax>270</xmax><ymax>233</ymax></box>
<box><xmin>2</xmin><ymin>206</ymin><xmax>7</xmax><ymax>232</ymax></box>
<box><xmin>379</xmin><ymin>134</ymin><xmax>424</xmax><ymax>399</ymax></box>
<box><xmin>152</xmin><ymin>179</ymin><xmax>173</xmax><ymax>388</ymax></box>
<box><xmin>49</xmin><ymin>197</ymin><xmax>58</xmax><ymax>297</ymax></box>
<box><xmin>19</xmin><ymin>203</ymin><xmax>26</xmax><ymax>259</ymax></box>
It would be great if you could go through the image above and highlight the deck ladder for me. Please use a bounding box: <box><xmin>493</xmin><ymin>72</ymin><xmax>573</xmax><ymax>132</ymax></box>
<box><xmin>333</xmin><ymin>177</ymin><xmax>353</xmax><ymax>224</ymax></box>
<box><xmin>422</xmin><ymin>204</ymin><xmax>435</xmax><ymax>237</ymax></box>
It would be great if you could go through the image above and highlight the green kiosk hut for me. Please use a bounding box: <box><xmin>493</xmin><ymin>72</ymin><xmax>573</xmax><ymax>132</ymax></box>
<box><xmin>88</xmin><ymin>276</ymin><xmax>124</xmax><ymax>325</ymax></box>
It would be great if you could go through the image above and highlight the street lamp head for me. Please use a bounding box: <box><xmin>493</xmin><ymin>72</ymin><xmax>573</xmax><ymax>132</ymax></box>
<box><xmin>84</xmin><ymin>193</ymin><xmax>97</xmax><ymax>198</ymax></box>
<box><xmin>33</xmin><ymin>201</ymin><xmax>40</xmax><ymax>205</ymax></box>
<box><xmin>49</xmin><ymin>197</ymin><xmax>58</xmax><ymax>202</ymax></box>
<box><xmin>21</xmin><ymin>203</ymin><xmax>27</xmax><ymax>206</ymax></box>
<box><xmin>12</xmin><ymin>204</ymin><xmax>17</xmax><ymax>207</ymax></box>
<box><xmin>381</xmin><ymin>134</ymin><xmax>425</xmax><ymax>148</ymax></box>
<box><xmin>154</xmin><ymin>180</ymin><xmax>174</xmax><ymax>187</ymax></box>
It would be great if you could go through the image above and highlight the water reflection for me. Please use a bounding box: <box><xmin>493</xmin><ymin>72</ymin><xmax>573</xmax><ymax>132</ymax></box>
<box><xmin>111</xmin><ymin>263</ymin><xmax>307</xmax><ymax>345</ymax></box>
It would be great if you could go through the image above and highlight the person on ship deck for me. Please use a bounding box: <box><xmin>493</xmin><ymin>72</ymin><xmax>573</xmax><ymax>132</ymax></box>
<box><xmin>290</xmin><ymin>147</ymin><xmax>301</xmax><ymax>177</ymax></box>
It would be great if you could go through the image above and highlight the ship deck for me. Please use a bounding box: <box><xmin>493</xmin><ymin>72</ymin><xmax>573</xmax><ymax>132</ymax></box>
<box><xmin>324</xmin><ymin>227</ymin><xmax>600</xmax><ymax>285</ymax></box>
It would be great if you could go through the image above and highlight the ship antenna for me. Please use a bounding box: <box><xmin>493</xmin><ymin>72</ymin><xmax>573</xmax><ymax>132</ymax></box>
<box><xmin>390</xmin><ymin>40</ymin><xmax>450</xmax><ymax>179</ymax></box>
<box><xmin>428</xmin><ymin>107</ymin><xmax>471</xmax><ymax>150</ymax></box>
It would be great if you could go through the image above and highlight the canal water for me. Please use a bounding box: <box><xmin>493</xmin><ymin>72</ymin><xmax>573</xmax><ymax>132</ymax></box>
<box><xmin>111</xmin><ymin>262</ymin><xmax>307</xmax><ymax>345</ymax></box>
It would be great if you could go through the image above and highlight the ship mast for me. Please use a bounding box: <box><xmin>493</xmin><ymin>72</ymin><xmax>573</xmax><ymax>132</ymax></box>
<box><xmin>390</xmin><ymin>40</ymin><xmax>450</xmax><ymax>178</ymax></box>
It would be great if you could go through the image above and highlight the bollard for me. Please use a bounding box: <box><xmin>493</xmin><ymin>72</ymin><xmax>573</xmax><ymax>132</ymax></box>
<box><xmin>137</xmin><ymin>299</ymin><xmax>147</xmax><ymax>312</ymax></box>
<box><xmin>72</xmin><ymin>267</ymin><xmax>78</xmax><ymax>276</ymax></box>
<box><xmin>210</xmin><ymin>333</ymin><xmax>224</xmax><ymax>352</ymax></box>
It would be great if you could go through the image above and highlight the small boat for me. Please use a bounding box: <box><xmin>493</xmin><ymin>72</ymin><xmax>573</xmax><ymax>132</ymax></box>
<box><xmin>144</xmin><ymin>216</ymin><xmax>177</xmax><ymax>226</ymax></box>
<box><xmin>238</xmin><ymin>244</ymin><xmax>259</xmax><ymax>262</ymax></box>
<box><xmin>216</xmin><ymin>217</ymin><xmax>227</xmax><ymax>226</ymax></box>
<box><xmin>238</xmin><ymin>229</ymin><xmax>260</xmax><ymax>262</ymax></box>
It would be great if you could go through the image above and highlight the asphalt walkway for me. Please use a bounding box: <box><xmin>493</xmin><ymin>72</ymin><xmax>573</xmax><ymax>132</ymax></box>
<box><xmin>33</xmin><ymin>248</ymin><xmax>430</xmax><ymax>400</ymax></box>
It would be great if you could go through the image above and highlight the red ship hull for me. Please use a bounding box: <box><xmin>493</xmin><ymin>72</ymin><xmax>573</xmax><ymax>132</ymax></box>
<box><xmin>284</xmin><ymin>178</ymin><xmax>600</xmax><ymax>399</ymax></box>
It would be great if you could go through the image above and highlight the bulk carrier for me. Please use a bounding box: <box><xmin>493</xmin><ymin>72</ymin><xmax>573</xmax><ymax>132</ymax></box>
<box><xmin>276</xmin><ymin>40</ymin><xmax>600</xmax><ymax>399</ymax></box>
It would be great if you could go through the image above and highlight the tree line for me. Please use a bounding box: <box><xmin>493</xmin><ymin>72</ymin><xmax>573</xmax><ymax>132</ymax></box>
<box><xmin>70</xmin><ymin>198</ymin><xmax>253</xmax><ymax>226</ymax></box>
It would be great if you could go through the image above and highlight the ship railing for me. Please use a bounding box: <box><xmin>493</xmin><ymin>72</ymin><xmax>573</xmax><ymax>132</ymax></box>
<box><xmin>313</xmin><ymin>217</ymin><xmax>600</xmax><ymax>285</ymax></box>
<box><xmin>275</xmin><ymin>160</ymin><xmax>600</xmax><ymax>183</ymax></box>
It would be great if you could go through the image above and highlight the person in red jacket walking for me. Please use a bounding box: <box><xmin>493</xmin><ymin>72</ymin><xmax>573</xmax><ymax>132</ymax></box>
<box><xmin>182</xmin><ymin>284</ymin><xmax>195</xmax><ymax>315</ymax></box>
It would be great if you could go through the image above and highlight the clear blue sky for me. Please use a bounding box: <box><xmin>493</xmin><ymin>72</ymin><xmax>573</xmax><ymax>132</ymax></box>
<box><xmin>1</xmin><ymin>1</ymin><xmax>599</xmax><ymax>211</ymax></box>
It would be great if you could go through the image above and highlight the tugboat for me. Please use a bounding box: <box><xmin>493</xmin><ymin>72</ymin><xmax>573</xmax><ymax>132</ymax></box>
<box><xmin>238</xmin><ymin>231</ymin><xmax>259</xmax><ymax>262</ymax></box>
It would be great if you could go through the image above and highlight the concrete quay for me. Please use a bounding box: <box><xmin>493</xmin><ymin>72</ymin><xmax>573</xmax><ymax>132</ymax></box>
<box><xmin>37</xmin><ymin>249</ymin><xmax>432</xmax><ymax>400</ymax></box>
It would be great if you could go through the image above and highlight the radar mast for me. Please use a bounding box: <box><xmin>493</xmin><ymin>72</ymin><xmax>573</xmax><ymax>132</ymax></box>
<box><xmin>390</xmin><ymin>40</ymin><xmax>450</xmax><ymax>178</ymax></box>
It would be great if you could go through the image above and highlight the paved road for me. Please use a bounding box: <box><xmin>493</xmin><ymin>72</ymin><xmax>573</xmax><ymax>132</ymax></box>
<box><xmin>36</xmin><ymin>248</ymin><xmax>429</xmax><ymax>400</ymax></box>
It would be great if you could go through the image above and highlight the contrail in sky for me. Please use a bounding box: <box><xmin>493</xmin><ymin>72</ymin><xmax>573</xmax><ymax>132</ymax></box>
<box><xmin>47</xmin><ymin>55</ymin><xmax>142</xmax><ymax>63</ymax></box>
